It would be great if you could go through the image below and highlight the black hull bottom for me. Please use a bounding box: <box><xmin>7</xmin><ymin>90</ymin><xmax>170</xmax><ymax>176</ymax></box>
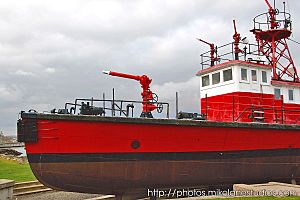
<box><xmin>28</xmin><ymin>152</ymin><xmax>300</xmax><ymax>195</ymax></box>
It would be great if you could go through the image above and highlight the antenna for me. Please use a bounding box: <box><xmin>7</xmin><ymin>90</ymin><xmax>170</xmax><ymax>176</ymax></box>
<box><xmin>197</xmin><ymin>38</ymin><xmax>218</xmax><ymax>67</ymax></box>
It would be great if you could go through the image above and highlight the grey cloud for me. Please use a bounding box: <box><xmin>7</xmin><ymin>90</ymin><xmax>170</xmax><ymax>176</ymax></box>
<box><xmin>0</xmin><ymin>0</ymin><xmax>299</xmax><ymax>135</ymax></box>
<box><xmin>14</xmin><ymin>70</ymin><xmax>35</xmax><ymax>76</ymax></box>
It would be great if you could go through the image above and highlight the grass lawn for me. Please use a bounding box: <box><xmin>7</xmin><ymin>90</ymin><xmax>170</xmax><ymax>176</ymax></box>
<box><xmin>0</xmin><ymin>157</ymin><xmax>36</xmax><ymax>182</ymax></box>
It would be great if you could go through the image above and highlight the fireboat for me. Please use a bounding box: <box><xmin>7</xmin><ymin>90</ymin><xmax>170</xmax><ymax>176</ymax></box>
<box><xmin>17</xmin><ymin>0</ymin><xmax>300</xmax><ymax>199</ymax></box>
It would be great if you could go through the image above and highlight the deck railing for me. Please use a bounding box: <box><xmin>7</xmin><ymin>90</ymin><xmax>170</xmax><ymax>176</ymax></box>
<box><xmin>200</xmin><ymin>42</ymin><xmax>270</xmax><ymax>70</ymax></box>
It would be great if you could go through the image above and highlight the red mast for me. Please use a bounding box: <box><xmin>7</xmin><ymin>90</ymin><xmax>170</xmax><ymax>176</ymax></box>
<box><xmin>197</xmin><ymin>38</ymin><xmax>218</xmax><ymax>66</ymax></box>
<box><xmin>251</xmin><ymin>0</ymin><xmax>299</xmax><ymax>82</ymax></box>
<box><xmin>264</xmin><ymin>0</ymin><xmax>278</xmax><ymax>29</ymax></box>
<box><xmin>232</xmin><ymin>20</ymin><xmax>243</xmax><ymax>60</ymax></box>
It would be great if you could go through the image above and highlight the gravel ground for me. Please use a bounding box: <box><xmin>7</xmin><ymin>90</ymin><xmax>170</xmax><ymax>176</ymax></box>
<box><xmin>15</xmin><ymin>191</ymin><xmax>102</xmax><ymax>200</ymax></box>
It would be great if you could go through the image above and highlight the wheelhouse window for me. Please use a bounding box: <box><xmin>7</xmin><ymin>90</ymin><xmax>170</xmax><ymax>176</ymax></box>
<box><xmin>241</xmin><ymin>68</ymin><xmax>248</xmax><ymax>81</ymax></box>
<box><xmin>251</xmin><ymin>70</ymin><xmax>257</xmax><ymax>82</ymax></box>
<box><xmin>288</xmin><ymin>89</ymin><xmax>294</xmax><ymax>101</ymax></box>
<box><xmin>223</xmin><ymin>68</ymin><xmax>232</xmax><ymax>82</ymax></box>
<box><xmin>212</xmin><ymin>72</ymin><xmax>220</xmax><ymax>85</ymax></box>
<box><xmin>274</xmin><ymin>88</ymin><xmax>281</xmax><ymax>100</ymax></box>
<box><xmin>202</xmin><ymin>75</ymin><xmax>210</xmax><ymax>87</ymax></box>
<box><xmin>262</xmin><ymin>71</ymin><xmax>267</xmax><ymax>83</ymax></box>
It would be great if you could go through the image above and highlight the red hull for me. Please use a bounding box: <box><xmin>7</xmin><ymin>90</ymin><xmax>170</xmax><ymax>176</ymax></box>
<box><xmin>26</xmin><ymin>115</ymin><xmax>300</xmax><ymax>154</ymax></box>
<box><xmin>18</xmin><ymin>113</ymin><xmax>300</xmax><ymax>195</ymax></box>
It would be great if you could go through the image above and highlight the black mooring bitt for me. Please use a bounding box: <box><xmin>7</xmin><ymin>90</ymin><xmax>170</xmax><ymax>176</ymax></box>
<box><xmin>17</xmin><ymin>112</ymin><xmax>38</xmax><ymax>143</ymax></box>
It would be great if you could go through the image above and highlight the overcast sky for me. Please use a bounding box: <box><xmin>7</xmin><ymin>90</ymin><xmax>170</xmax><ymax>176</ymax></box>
<box><xmin>0</xmin><ymin>0</ymin><xmax>299</xmax><ymax>135</ymax></box>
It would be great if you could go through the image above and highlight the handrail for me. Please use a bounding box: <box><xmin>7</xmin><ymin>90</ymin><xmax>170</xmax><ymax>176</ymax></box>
<box><xmin>63</xmin><ymin>98</ymin><xmax>170</xmax><ymax>118</ymax></box>
<box><xmin>235</xmin><ymin>107</ymin><xmax>250</xmax><ymax>122</ymax></box>
<box><xmin>253</xmin><ymin>11</ymin><xmax>291</xmax><ymax>31</ymax></box>
<box><xmin>200</xmin><ymin>42</ymin><xmax>270</xmax><ymax>70</ymax></box>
